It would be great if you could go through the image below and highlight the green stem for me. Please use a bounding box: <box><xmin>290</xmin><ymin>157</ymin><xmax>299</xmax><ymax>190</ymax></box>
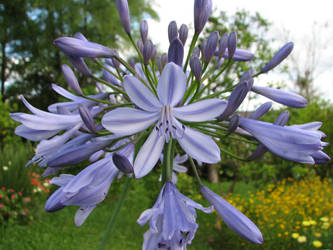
<box><xmin>98</xmin><ymin>177</ymin><xmax>131</xmax><ymax>250</ymax></box>
<box><xmin>188</xmin><ymin>156</ymin><xmax>203</xmax><ymax>185</ymax></box>
<box><xmin>183</xmin><ymin>33</ymin><xmax>199</xmax><ymax>72</ymax></box>
<box><xmin>81</xmin><ymin>95</ymin><xmax>113</xmax><ymax>105</ymax></box>
<box><xmin>91</xmin><ymin>75</ymin><xmax>127</xmax><ymax>96</ymax></box>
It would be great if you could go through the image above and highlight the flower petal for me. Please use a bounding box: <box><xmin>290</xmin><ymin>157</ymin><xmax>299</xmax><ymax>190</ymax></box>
<box><xmin>134</xmin><ymin>129</ymin><xmax>165</xmax><ymax>178</ymax></box>
<box><xmin>177</xmin><ymin>123</ymin><xmax>220</xmax><ymax>164</ymax></box>
<box><xmin>15</xmin><ymin>125</ymin><xmax>59</xmax><ymax>141</ymax></box>
<box><xmin>123</xmin><ymin>75</ymin><xmax>161</xmax><ymax>112</ymax></box>
<box><xmin>173</xmin><ymin>99</ymin><xmax>227</xmax><ymax>122</ymax></box>
<box><xmin>157</xmin><ymin>63</ymin><xmax>186</xmax><ymax>107</ymax></box>
<box><xmin>102</xmin><ymin>108</ymin><xmax>159</xmax><ymax>136</ymax></box>
<box><xmin>75</xmin><ymin>205</ymin><xmax>96</xmax><ymax>226</ymax></box>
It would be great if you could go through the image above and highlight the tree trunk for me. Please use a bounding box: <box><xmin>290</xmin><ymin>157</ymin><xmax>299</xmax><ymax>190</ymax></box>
<box><xmin>208</xmin><ymin>164</ymin><xmax>219</xmax><ymax>183</ymax></box>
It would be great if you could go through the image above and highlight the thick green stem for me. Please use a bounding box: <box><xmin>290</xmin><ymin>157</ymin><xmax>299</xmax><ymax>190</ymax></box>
<box><xmin>98</xmin><ymin>177</ymin><xmax>132</xmax><ymax>250</ymax></box>
<box><xmin>183</xmin><ymin>33</ymin><xmax>199</xmax><ymax>72</ymax></box>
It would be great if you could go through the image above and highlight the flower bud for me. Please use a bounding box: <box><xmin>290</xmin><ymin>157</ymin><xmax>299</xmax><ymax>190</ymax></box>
<box><xmin>151</xmin><ymin>45</ymin><xmax>157</xmax><ymax>62</ymax></box>
<box><xmin>66</xmin><ymin>55</ymin><xmax>92</xmax><ymax>76</ymax></box>
<box><xmin>190</xmin><ymin>56</ymin><xmax>202</xmax><ymax>82</ymax></box>
<box><xmin>103</xmin><ymin>65</ymin><xmax>121</xmax><ymax>86</ymax></box>
<box><xmin>140</xmin><ymin>20</ymin><xmax>148</xmax><ymax>42</ymax></box>
<box><xmin>158</xmin><ymin>53</ymin><xmax>168</xmax><ymax>73</ymax></box>
<box><xmin>204</xmin><ymin>31</ymin><xmax>219</xmax><ymax>63</ymax></box>
<box><xmin>228</xmin><ymin>115</ymin><xmax>240</xmax><ymax>134</ymax></box>
<box><xmin>79</xmin><ymin>104</ymin><xmax>97</xmax><ymax>133</ymax></box>
<box><xmin>111</xmin><ymin>50</ymin><xmax>120</xmax><ymax>70</ymax></box>
<box><xmin>248</xmin><ymin>102</ymin><xmax>272</xmax><ymax>120</ymax></box>
<box><xmin>260</xmin><ymin>42</ymin><xmax>294</xmax><ymax>74</ymax></box>
<box><xmin>143</xmin><ymin>40</ymin><xmax>154</xmax><ymax>65</ymax></box>
<box><xmin>54</xmin><ymin>37</ymin><xmax>114</xmax><ymax>58</ymax></box>
<box><xmin>137</xmin><ymin>39</ymin><xmax>144</xmax><ymax>54</ymax></box>
<box><xmin>200</xmin><ymin>39</ymin><xmax>207</xmax><ymax>61</ymax></box>
<box><xmin>179</xmin><ymin>24</ymin><xmax>188</xmax><ymax>46</ymax></box>
<box><xmin>116</xmin><ymin>0</ymin><xmax>131</xmax><ymax>34</ymax></box>
<box><xmin>227</xmin><ymin>31</ymin><xmax>237</xmax><ymax>59</ymax></box>
<box><xmin>192</xmin><ymin>46</ymin><xmax>201</xmax><ymax>58</ymax></box>
<box><xmin>168</xmin><ymin>38</ymin><xmax>184</xmax><ymax>67</ymax></box>
<box><xmin>61</xmin><ymin>64</ymin><xmax>83</xmax><ymax>96</ymax></box>
<box><xmin>168</xmin><ymin>21</ymin><xmax>178</xmax><ymax>43</ymax></box>
<box><xmin>217</xmin><ymin>32</ymin><xmax>228</xmax><ymax>57</ymax></box>
<box><xmin>274</xmin><ymin>110</ymin><xmax>290</xmax><ymax>126</ymax></box>
<box><xmin>129</xmin><ymin>58</ymin><xmax>136</xmax><ymax>68</ymax></box>
<box><xmin>194</xmin><ymin>0</ymin><xmax>212</xmax><ymax>34</ymax></box>
<box><xmin>112</xmin><ymin>153</ymin><xmax>134</xmax><ymax>174</ymax></box>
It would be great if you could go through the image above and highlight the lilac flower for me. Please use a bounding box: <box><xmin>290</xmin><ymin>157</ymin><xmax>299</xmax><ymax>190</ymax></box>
<box><xmin>45</xmin><ymin>157</ymin><xmax>119</xmax><ymax>226</ymax></box>
<box><xmin>62</xmin><ymin>64</ymin><xmax>83</xmax><ymax>95</ymax></box>
<box><xmin>140</xmin><ymin>20</ymin><xmax>148</xmax><ymax>42</ymax></box>
<box><xmin>116</xmin><ymin>0</ymin><xmax>131</xmax><ymax>35</ymax></box>
<box><xmin>200</xmin><ymin>185</ymin><xmax>263</xmax><ymax>244</ymax></box>
<box><xmin>194</xmin><ymin>0</ymin><xmax>212</xmax><ymax>34</ymax></box>
<box><xmin>102</xmin><ymin>62</ymin><xmax>226</xmax><ymax>178</ymax></box>
<box><xmin>222</xmin><ymin>48</ymin><xmax>254</xmax><ymax>61</ymax></box>
<box><xmin>54</xmin><ymin>37</ymin><xmax>114</xmax><ymax>58</ymax></box>
<box><xmin>239</xmin><ymin>118</ymin><xmax>326</xmax><ymax>164</ymax></box>
<box><xmin>252</xmin><ymin>86</ymin><xmax>308</xmax><ymax>108</ymax></box>
<box><xmin>179</xmin><ymin>24</ymin><xmax>188</xmax><ymax>45</ymax></box>
<box><xmin>168</xmin><ymin>38</ymin><xmax>184</xmax><ymax>67</ymax></box>
<box><xmin>137</xmin><ymin>182</ymin><xmax>213</xmax><ymax>249</ymax></box>
<box><xmin>227</xmin><ymin>31</ymin><xmax>237</xmax><ymax>59</ymax></box>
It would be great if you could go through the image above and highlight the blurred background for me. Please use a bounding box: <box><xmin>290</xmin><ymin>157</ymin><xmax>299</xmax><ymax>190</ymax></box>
<box><xmin>0</xmin><ymin>0</ymin><xmax>332</xmax><ymax>249</ymax></box>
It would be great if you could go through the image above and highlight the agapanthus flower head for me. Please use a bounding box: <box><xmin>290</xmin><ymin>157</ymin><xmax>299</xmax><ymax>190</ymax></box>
<box><xmin>137</xmin><ymin>182</ymin><xmax>213</xmax><ymax>249</ymax></box>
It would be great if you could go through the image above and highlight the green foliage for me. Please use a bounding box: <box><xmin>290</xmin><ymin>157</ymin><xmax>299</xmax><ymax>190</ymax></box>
<box><xmin>0</xmin><ymin>95</ymin><xmax>18</xmax><ymax>145</ymax></box>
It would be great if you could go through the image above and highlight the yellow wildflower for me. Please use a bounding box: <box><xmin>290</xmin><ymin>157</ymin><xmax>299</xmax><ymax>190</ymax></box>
<box><xmin>302</xmin><ymin>221</ymin><xmax>311</xmax><ymax>226</ymax></box>
<box><xmin>291</xmin><ymin>233</ymin><xmax>299</xmax><ymax>239</ymax></box>
<box><xmin>297</xmin><ymin>236</ymin><xmax>307</xmax><ymax>243</ymax></box>
<box><xmin>320</xmin><ymin>217</ymin><xmax>328</xmax><ymax>222</ymax></box>
<box><xmin>313</xmin><ymin>240</ymin><xmax>323</xmax><ymax>248</ymax></box>
<box><xmin>322</xmin><ymin>222</ymin><xmax>330</xmax><ymax>229</ymax></box>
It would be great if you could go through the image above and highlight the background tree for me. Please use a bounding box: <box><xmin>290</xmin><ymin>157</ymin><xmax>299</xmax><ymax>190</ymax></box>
<box><xmin>0</xmin><ymin>0</ymin><xmax>157</xmax><ymax>108</ymax></box>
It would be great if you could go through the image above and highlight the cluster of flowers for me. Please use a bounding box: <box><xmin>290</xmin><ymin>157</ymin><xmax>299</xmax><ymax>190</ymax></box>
<box><xmin>0</xmin><ymin>187</ymin><xmax>32</xmax><ymax>224</ymax></box>
<box><xmin>10</xmin><ymin>0</ymin><xmax>329</xmax><ymax>248</ymax></box>
<box><xmin>28</xmin><ymin>172</ymin><xmax>51</xmax><ymax>193</ymax></box>
<box><xmin>225</xmin><ymin>177</ymin><xmax>333</xmax><ymax>249</ymax></box>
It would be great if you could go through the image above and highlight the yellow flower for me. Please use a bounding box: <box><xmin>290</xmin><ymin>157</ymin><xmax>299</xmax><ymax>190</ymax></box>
<box><xmin>314</xmin><ymin>232</ymin><xmax>322</xmax><ymax>237</ymax></box>
<box><xmin>297</xmin><ymin>236</ymin><xmax>307</xmax><ymax>243</ymax></box>
<box><xmin>322</xmin><ymin>222</ymin><xmax>330</xmax><ymax>230</ymax></box>
<box><xmin>309</xmin><ymin>220</ymin><xmax>317</xmax><ymax>225</ymax></box>
<box><xmin>313</xmin><ymin>240</ymin><xmax>323</xmax><ymax>248</ymax></box>
<box><xmin>320</xmin><ymin>217</ymin><xmax>328</xmax><ymax>222</ymax></box>
<box><xmin>292</xmin><ymin>233</ymin><xmax>299</xmax><ymax>239</ymax></box>
<box><xmin>302</xmin><ymin>221</ymin><xmax>311</xmax><ymax>226</ymax></box>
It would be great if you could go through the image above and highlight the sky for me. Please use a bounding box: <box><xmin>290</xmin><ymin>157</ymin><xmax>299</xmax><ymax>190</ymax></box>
<box><xmin>146</xmin><ymin>0</ymin><xmax>333</xmax><ymax>101</ymax></box>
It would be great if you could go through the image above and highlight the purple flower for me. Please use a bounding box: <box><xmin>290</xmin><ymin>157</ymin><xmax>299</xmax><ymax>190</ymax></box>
<box><xmin>194</xmin><ymin>0</ymin><xmax>212</xmax><ymax>34</ymax></box>
<box><xmin>140</xmin><ymin>20</ymin><xmax>148</xmax><ymax>42</ymax></box>
<box><xmin>102</xmin><ymin>63</ymin><xmax>226</xmax><ymax>178</ymax></box>
<box><xmin>168</xmin><ymin>38</ymin><xmax>184</xmax><ymax>67</ymax></box>
<box><xmin>45</xmin><ymin>157</ymin><xmax>119</xmax><ymax>226</ymax></box>
<box><xmin>260</xmin><ymin>42</ymin><xmax>294</xmax><ymax>74</ymax></box>
<box><xmin>239</xmin><ymin>118</ymin><xmax>326</xmax><ymax>164</ymax></box>
<box><xmin>54</xmin><ymin>37</ymin><xmax>114</xmax><ymax>58</ymax></box>
<box><xmin>251</xmin><ymin>86</ymin><xmax>307</xmax><ymax>108</ymax></box>
<box><xmin>137</xmin><ymin>182</ymin><xmax>213</xmax><ymax>249</ymax></box>
<box><xmin>200</xmin><ymin>185</ymin><xmax>263</xmax><ymax>244</ymax></box>
<box><xmin>116</xmin><ymin>0</ymin><xmax>131</xmax><ymax>34</ymax></box>
<box><xmin>61</xmin><ymin>64</ymin><xmax>83</xmax><ymax>96</ymax></box>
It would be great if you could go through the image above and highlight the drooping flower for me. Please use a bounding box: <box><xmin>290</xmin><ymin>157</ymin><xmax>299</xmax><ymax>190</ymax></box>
<box><xmin>239</xmin><ymin>118</ymin><xmax>327</xmax><ymax>164</ymax></box>
<box><xmin>102</xmin><ymin>62</ymin><xmax>227</xmax><ymax>178</ymax></box>
<box><xmin>137</xmin><ymin>182</ymin><xmax>213</xmax><ymax>249</ymax></box>
<box><xmin>200</xmin><ymin>185</ymin><xmax>263</xmax><ymax>244</ymax></box>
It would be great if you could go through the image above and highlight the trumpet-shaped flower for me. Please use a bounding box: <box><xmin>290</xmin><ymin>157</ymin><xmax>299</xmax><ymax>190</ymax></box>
<box><xmin>137</xmin><ymin>182</ymin><xmax>213</xmax><ymax>249</ymax></box>
<box><xmin>102</xmin><ymin>62</ymin><xmax>226</xmax><ymax>178</ymax></box>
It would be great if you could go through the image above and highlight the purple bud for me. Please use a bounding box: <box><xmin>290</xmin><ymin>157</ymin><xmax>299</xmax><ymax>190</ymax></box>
<box><xmin>227</xmin><ymin>31</ymin><xmax>237</xmax><ymax>59</ymax></box>
<box><xmin>79</xmin><ymin>105</ymin><xmax>97</xmax><ymax>133</ymax></box>
<box><xmin>179</xmin><ymin>24</ymin><xmax>188</xmax><ymax>45</ymax></box>
<box><xmin>217</xmin><ymin>32</ymin><xmax>228</xmax><ymax>57</ymax></box>
<box><xmin>66</xmin><ymin>55</ymin><xmax>92</xmax><ymax>76</ymax></box>
<box><xmin>260</xmin><ymin>42</ymin><xmax>294</xmax><ymax>74</ymax></box>
<box><xmin>158</xmin><ymin>53</ymin><xmax>168</xmax><ymax>73</ymax></box>
<box><xmin>248</xmin><ymin>102</ymin><xmax>272</xmax><ymax>120</ymax></box>
<box><xmin>224</xmin><ymin>48</ymin><xmax>254</xmax><ymax>61</ymax></box>
<box><xmin>247</xmin><ymin>144</ymin><xmax>268</xmax><ymax>161</ymax></box>
<box><xmin>137</xmin><ymin>39</ymin><xmax>144</xmax><ymax>54</ymax></box>
<box><xmin>200</xmin><ymin>39</ymin><xmax>207</xmax><ymax>61</ymax></box>
<box><xmin>143</xmin><ymin>40</ymin><xmax>154</xmax><ymax>65</ymax></box>
<box><xmin>61</xmin><ymin>64</ymin><xmax>83</xmax><ymax>96</ymax></box>
<box><xmin>194</xmin><ymin>0</ymin><xmax>212</xmax><ymax>34</ymax></box>
<box><xmin>129</xmin><ymin>58</ymin><xmax>136</xmax><ymax>68</ymax></box>
<box><xmin>168</xmin><ymin>38</ymin><xmax>184</xmax><ymax>67</ymax></box>
<box><xmin>192</xmin><ymin>46</ymin><xmax>201</xmax><ymax>58</ymax></box>
<box><xmin>112</xmin><ymin>153</ymin><xmax>134</xmax><ymax>174</ymax></box>
<box><xmin>200</xmin><ymin>185</ymin><xmax>263</xmax><ymax>244</ymax></box>
<box><xmin>274</xmin><ymin>110</ymin><xmax>290</xmax><ymax>126</ymax></box>
<box><xmin>251</xmin><ymin>86</ymin><xmax>308</xmax><ymax>108</ymax></box>
<box><xmin>151</xmin><ymin>45</ymin><xmax>157</xmax><ymax>62</ymax></box>
<box><xmin>116</xmin><ymin>0</ymin><xmax>131</xmax><ymax>34</ymax></box>
<box><xmin>228</xmin><ymin>115</ymin><xmax>240</xmax><ymax>134</ymax></box>
<box><xmin>74</xmin><ymin>32</ymin><xmax>88</xmax><ymax>41</ymax></box>
<box><xmin>168</xmin><ymin>21</ymin><xmax>178</xmax><ymax>43</ymax></box>
<box><xmin>103</xmin><ymin>65</ymin><xmax>121</xmax><ymax>86</ymax></box>
<box><xmin>54</xmin><ymin>37</ymin><xmax>114</xmax><ymax>58</ymax></box>
<box><xmin>204</xmin><ymin>31</ymin><xmax>219</xmax><ymax>63</ymax></box>
<box><xmin>111</xmin><ymin>50</ymin><xmax>120</xmax><ymax>70</ymax></box>
<box><xmin>190</xmin><ymin>56</ymin><xmax>202</xmax><ymax>82</ymax></box>
<box><xmin>140</xmin><ymin>20</ymin><xmax>148</xmax><ymax>42</ymax></box>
